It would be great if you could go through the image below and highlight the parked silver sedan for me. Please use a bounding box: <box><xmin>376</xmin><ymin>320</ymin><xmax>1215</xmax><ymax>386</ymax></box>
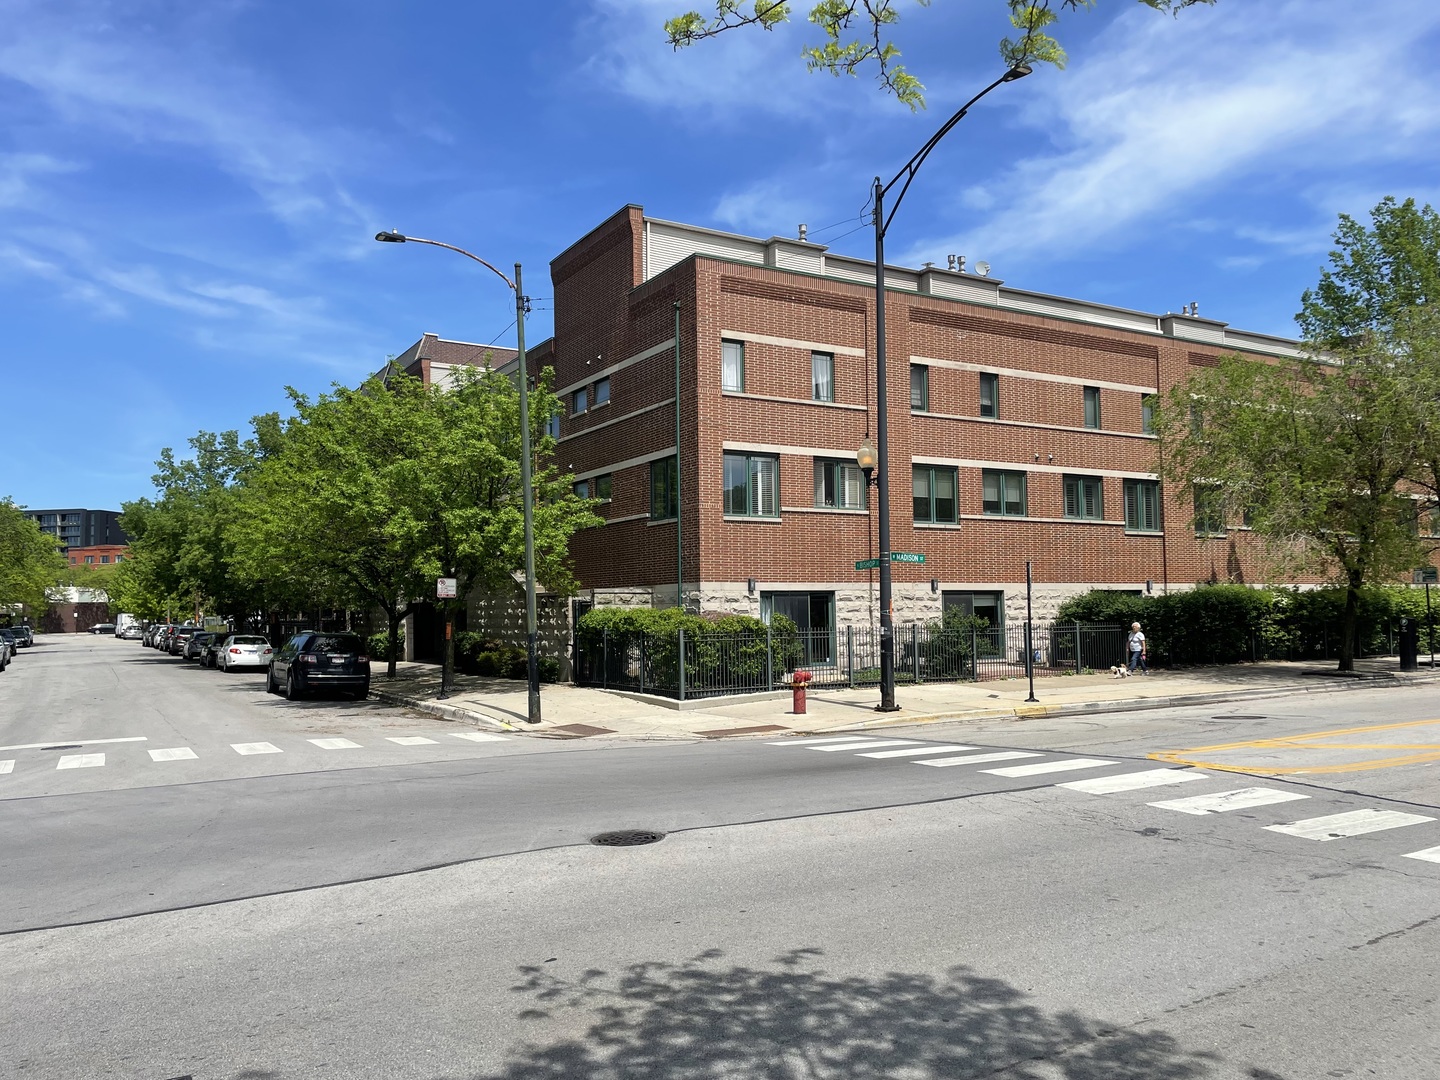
<box><xmin>217</xmin><ymin>634</ymin><xmax>274</xmax><ymax>672</ymax></box>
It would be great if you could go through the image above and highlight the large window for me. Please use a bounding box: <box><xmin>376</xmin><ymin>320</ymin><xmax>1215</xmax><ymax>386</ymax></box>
<box><xmin>594</xmin><ymin>474</ymin><xmax>612</xmax><ymax>501</ymax></box>
<box><xmin>1141</xmin><ymin>393</ymin><xmax>1156</xmax><ymax>435</ymax></box>
<box><xmin>979</xmin><ymin>372</ymin><xmax>998</xmax><ymax>418</ymax></box>
<box><xmin>982</xmin><ymin>469</ymin><xmax>1027</xmax><ymax>517</ymax></box>
<box><xmin>650</xmin><ymin>457</ymin><xmax>678</xmax><ymax>520</ymax></box>
<box><xmin>1124</xmin><ymin>479</ymin><xmax>1161</xmax><ymax>533</ymax></box>
<box><xmin>1064</xmin><ymin>475</ymin><xmax>1104</xmax><ymax>520</ymax></box>
<box><xmin>722</xmin><ymin>339</ymin><xmax>745</xmax><ymax>392</ymax></box>
<box><xmin>545</xmin><ymin>412</ymin><xmax>562</xmax><ymax>439</ymax></box>
<box><xmin>814</xmin><ymin>459</ymin><xmax>867</xmax><ymax>510</ymax></box>
<box><xmin>762</xmin><ymin>591</ymin><xmax>835</xmax><ymax>666</ymax></box>
<box><xmin>943</xmin><ymin>590</ymin><xmax>1004</xmax><ymax>628</ymax></box>
<box><xmin>812</xmin><ymin>351</ymin><xmax>834</xmax><ymax>402</ymax></box>
<box><xmin>593</xmin><ymin>377</ymin><xmax>610</xmax><ymax>406</ymax></box>
<box><xmin>723</xmin><ymin>452</ymin><xmax>778</xmax><ymax>518</ymax></box>
<box><xmin>913</xmin><ymin>466</ymin><xmax>957</xmax><ymax>524</ymax></box>
<box><xmin>1193</xmin><ymin>484</ymin><xmax>1226</xmax><ymax>537</ymax></box>
<box><xmin>1083</xmin><ymin>386</ymin><xmax>1101</xmax><ymax>429</ymax></box>
<box><xmin>574</xmin><ymin>386</ymin><xmax>588</xmax><ymax>415</ymax></box>
<box><xmin>910</xmin><ymin>364</ymin><xmax>929</xmax><ymax>412</ymax></box>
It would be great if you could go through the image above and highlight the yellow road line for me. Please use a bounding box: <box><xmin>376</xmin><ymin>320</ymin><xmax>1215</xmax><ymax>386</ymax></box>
<box><xmin>1168</xmin><ymin>717</ymin><xmax>1440</xmax><ymax>754</ymax></box>
<box><xmin>1148</xmin><ymin>748</ymin><xmax>1440</xmax><ymax>775</ymax></box>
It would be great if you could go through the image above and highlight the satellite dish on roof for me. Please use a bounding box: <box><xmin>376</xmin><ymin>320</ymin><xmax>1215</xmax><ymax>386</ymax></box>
<box><xmin>975</xmin><ymin>261</ymin><xmax>991</xmax><ymax>277</ymax></box>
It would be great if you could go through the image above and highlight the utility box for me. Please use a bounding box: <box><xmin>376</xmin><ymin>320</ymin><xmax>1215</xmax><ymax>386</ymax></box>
<box><xmin>1399</xmin><ymin>617</ymin><xmax>1419</xmax><ymax>672</ymax></box>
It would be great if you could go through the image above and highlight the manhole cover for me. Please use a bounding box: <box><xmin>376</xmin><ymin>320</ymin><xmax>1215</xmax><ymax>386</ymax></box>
<box><xmin>590</xmin><ymin>830</ymin><xmax>666</xmax><ymax>847</ymax></box>
<box><xmin>41</xmin><ymin>744</ymin><xmax>82</xmax><ymax>751</ymax></box>
<box><xmin>1214</xmin><ymin>715</ymin><xmax>1267</xmax><ymax>721</ymax></box>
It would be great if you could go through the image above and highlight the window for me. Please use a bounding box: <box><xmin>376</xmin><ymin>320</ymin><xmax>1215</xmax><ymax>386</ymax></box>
<box><xmin>814</xmin><ymin>459</ymin><xmax>867</xmax><ymax>510</ymax></box>
<box><xmin>100</xmin><ymin>555</ymin><xmax>110</xmax><ymax>564</ymax></box>
<box><xmin>1193</xmin><ymin>484</ymin><xmax>1226</xmax><ymax>537</ymax></box>
<box><xmin>84</xmin><ymin>555</ymin><xmax>94</xmax><ymax>564</ymax></box>
<box><xmin>811</xmin><ymin>351</ymin><xmax>834</xmax><ymax>402</ymax></box>
<box><xmin>982</xmin><ymin>470</ymin><xmax>1027</xmax><ymax>517</ymax></box>
<box><xmin>115</xmin><ymin>554</ymin><xmax>124</xmax><ymax>562</ymax></box>
<box><xmin>1141</xmin><ymin>394</ymin><xmax>1156</xmax><ymax>435</ymax></box>
<box><xmin>722</xmin><ymin>339</ymin><xmax>745</xmax><ymax>392</ymax></box>
<box><xmin>723</xmin><ymin>452</ymin><xmax>778</xmax><ymax>518</ymax></box>
<box><xmin>574</xmin><ymin>386</ymin><xmax>588</xmax><ymax>414</ymax></box>
<box><xmin>943</xmin><ymin>590</ymin><xmax>1004</xmax><ymax>628</ymax></box>
<box><xmin>913</xmin><ymin>466</ymin><xmax>958</xmax><ymax>524</ymax></box>
<box><xmin>593</xmin><ymin>377</ymin><xmax>610</xmax><ymax>406</ymax></box>
<box><xmin>1125</xmin><ymin>479</ymin><xmax>1162</xmax><ymax>533</ymax></box>
<box><xmin>910</xmin><ymin>364</ymin><xmax>929</xmax><ymax>411</ymax></box>
<box><xmin>545</xmin><ymin>413</ymin><xmax>562</xmax><ymax>439</ymax></box>
<box><xmin>650</xmin><ymin>457</ymin><xmax>678</xmax><ymax>520</ymax></box>
<box><xmin>979</xmin><ymin>372</ymin><xmax>998</xmax><ymax>418</ymax></box>
<box><xmin>594</xmin><ymin>474</ymin><xmax>612</xmax><ymax>501</ymax></box>
<box><xmin>1064</xmin><ymin>475</ymin><xmax>1104</xmax><ymax>520</ymax></box>
<box><xmin>761</xmin><ymin>591</ymin><xmax>835</xmax><ymax>665</ymax></box>
<box><xmin>1083</xmin><ymin>386</ymin><xmax>1101</xmax><ymax>429</ymax></box>
<box><xmin>573</xmin><ymin>479</ymin><xmax>590</xmax><ymax>499</ymax></box>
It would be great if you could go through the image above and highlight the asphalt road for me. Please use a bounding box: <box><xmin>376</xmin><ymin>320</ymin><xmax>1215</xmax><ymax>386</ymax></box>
<box><xmin>4</xmin><ymin>635</ymin><xmax>1439</xmax><ymax>1079</ymax></box>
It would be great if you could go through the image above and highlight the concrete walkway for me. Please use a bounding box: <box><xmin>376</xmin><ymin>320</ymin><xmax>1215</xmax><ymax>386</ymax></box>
<box><xmin>368</xmin><ymin>657</ymin><xmax>1440</xmax><ymax>740</ymax></box>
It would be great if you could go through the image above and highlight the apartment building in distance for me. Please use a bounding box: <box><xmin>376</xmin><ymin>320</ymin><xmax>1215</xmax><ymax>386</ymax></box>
<box><xmin>23</xmin><ymin>508</ymin><xmax>129</xmax><ymax>553</ymax></box>
<box><xmin>510</xmin><ymin>204</ymin><xmax>1319</xmax><ymax>644</ymax></box>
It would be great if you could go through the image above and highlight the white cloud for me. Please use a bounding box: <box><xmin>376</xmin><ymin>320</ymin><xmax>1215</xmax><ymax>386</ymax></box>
<box><xmin>0</xmin><ymin>152</ymin><xmax>80</xmax><ymax>210</ymax></box>
<box><xmin>901</xmin><ymin>0</ymin><xmax>1440</xmax><ymax>267</ymax></box>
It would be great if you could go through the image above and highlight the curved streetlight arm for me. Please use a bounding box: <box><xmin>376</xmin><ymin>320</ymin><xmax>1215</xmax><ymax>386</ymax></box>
<box><xmin>374</xmin><ymin>231</ymin><xmax>516</xmax><ymax>293</ymax></box>
<box><xmin>877</xmin><ymin>64</ymin><xmax>1030</xmax><ymax>238</ymax></box>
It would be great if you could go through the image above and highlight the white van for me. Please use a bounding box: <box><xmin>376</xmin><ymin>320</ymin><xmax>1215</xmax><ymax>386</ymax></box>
<box><xmin>115</xmin><ymin>614</ymin><xmax>142</xmax><ymax>640</ymax></box>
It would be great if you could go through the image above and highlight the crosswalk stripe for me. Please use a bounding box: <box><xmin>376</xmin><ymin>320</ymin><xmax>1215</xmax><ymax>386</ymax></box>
<box><xmin>857</xmin><ymin>745</ymin><xmax>978</xmax><ymax>758</ymax></box>
<box><xmin>0</xmin><ymin>759</ymin><xmax>14</xmax><ymax>774</ymax></box>
<box><xmin>308</xmin><ymin>738</ymin><xmax>362</xmax><ymax>750</ymax></box>
<box><xmin>1401</xmin><ymin>845</ymin><xmax>1440</xmax><ymax>864</ymax></box>
<box><xmin>387</xmin><ymin>736</ymin><xmax>439</xmax><ymax>745</ymax></box>
<box><xmin>1060</xmin><ymin>768</ymin><xmax>1207</xmax><ymax>794</ymax></box>
<box><xmin>982</xmin><ymin>757</ymin><xmax>1116</xmax><ymax>778</ymax></box>
<box><xmin>1263</xmin><ymin>809</ymin><xmax>1435</xmax><ymax>841</ymax></box>
<box><xmin>451</xmin><ymin>732</ymin><xmax>508</xmax><ymax>743</ymax></box>
<box><xmin>914</xmin><ymin>751</ymin><xmax>1041</xmax><ymax>768</ymax></box>
<box><xmin>808</xmin><ymin>739</ymin><xmax>922</xmax><ymax>752</ymax></box>
<box><xmin>232</xmin><ymin>742</ymin><xmax>283</xmax><ymax>756</ymax></box>
<box><xmin>1150</xmin><ymin>787</ymin><xmax>1309</xmax><ymax>815</ymax></box>
<box><xmin>148</xmin><ymin>748</ymin><xmax>198</xmax><ymax>762</ymax></box>
<box><xmin>768</xmin><ymin>736</ymin><xmax>885</xmax><ymax>746</ymax></box>
<box><xmin>57</xmin><ymin>754</ymin><xmax>105</xmax><ymax>770</ymax></box>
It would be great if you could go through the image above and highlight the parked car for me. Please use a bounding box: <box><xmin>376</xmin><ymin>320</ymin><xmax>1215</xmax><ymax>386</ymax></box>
<box><xmin>0</xmin><ymin>633</ymin><xmax>11</xmax><ymax>671</ymax></box>
<box><xmin>6</xmin><ymin>625</ymin><xmax>33</xmax><ymax>648</ymax></box>
<box><xmin>217</xmin><ymin>634</ymin><xmax>274</xmax><ymax>672</ymax></box>
<box><xmin>0</xmin><ymin>629</ymin><xmax>19</xmax><ymax>660</ymax></box>
<box><xmin>186</xmin><ymin>632</ymin><xmax>216</xmax><ymax>662</ymax></box>
<box><xmin>88</xmin><ymin>623</ymin><xmax>116</xmax><ymax>635</ymax></box>
<box><xmin>150</xmin><ymin>625</ymin><xmax>172</xmax><ymax>649</ymax></box>
<box><xmin>167</xmin><ymin>626</ymin><xmax>199</xmax><ymax>656</ymax></box>
<box><xmin>267</xmin><ymin>631</ymin><xmax>370</xmax><ymax>700</ymax></box>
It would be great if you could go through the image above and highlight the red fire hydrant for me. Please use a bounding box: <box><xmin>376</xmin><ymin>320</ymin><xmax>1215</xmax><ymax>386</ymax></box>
<box><xmin>790</xmin><ymin>669</ymin><xmax>813</xmax><ymax>714</ymax></box>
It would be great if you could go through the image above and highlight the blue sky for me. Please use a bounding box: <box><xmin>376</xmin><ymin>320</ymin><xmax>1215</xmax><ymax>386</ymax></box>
<box><xmin>3</xmin><ymin>0</ymin><xmax>1438</xmax><ymax>513</ymax></box>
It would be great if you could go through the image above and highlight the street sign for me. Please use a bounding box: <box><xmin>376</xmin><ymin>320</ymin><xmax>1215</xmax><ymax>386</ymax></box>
<box><xmin>855</xmin><ymin>558</ymin><xmax>881</xmax><ymax>570</ymax></box>
<box><xmin>436</xmin><ymin>576</ymin><xmax>458</xmax><ymax>598</ymax></box>
<box><xmin>890</xmin><ymin>552</ymin><xmax>926</xmax><ymax>564</ymax></box>
<box><xmin>1415</xmin><ymin>567</ymin><xmax>1438</xmax><ymax>584</ymax></box>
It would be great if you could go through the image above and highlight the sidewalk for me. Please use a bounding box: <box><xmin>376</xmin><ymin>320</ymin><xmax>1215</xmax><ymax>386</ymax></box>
<box><xmin>368</xmin><ymin>657</ymin><xmax>1440</xmax><ymax>740</ymax></box>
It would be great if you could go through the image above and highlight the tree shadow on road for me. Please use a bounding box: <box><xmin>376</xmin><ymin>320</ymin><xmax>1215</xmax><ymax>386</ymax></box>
<box><xmin>461</xmin><ymin>947</ymin><xmax>1245</xmax><ymax>1080</ymax></box>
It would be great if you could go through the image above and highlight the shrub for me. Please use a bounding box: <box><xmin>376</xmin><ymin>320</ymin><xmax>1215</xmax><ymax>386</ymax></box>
<box><xmin>368</xmin><ymin>627</ymin><xmax>405</xmax><ymax>663</ymax></box>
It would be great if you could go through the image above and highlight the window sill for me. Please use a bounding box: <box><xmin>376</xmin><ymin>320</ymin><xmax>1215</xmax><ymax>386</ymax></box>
<box><xmin>1124</xmin><ymin>530</ymin><xmax>1165</xmax><ymax>536</ymax></box>
<box><xmin>722</xmin><ymin>390</ymin><xmax>866</xmax><ymax>412</ymax></box>
<box><xmin>722</xmin><ymin>515</ymin><xmax>783</xmax><ymax>524</ymax></box>
<box><xmin>784</xmin><ymin>506</ymin><xmax>869</xmax><ymax>515</ymax></box>
<box><xmin>914</xmin><ymin>521</ymin><xmax>962</xmax><ymax>529</ymax></box>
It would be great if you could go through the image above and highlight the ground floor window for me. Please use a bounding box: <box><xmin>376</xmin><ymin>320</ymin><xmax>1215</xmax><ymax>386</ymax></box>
<box><xmin>761</xmin><ymin>591</ymin><xmax>835</xmax><ymax>666</ymax></box>
<box><xmin>943</xmin><ymin>590</ymin><xmax>1006</xmax><ymax>658</ymax></box>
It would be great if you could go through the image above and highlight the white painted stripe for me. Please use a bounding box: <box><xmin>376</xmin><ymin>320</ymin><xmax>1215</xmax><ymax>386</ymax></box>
<box><xmin>0</xmin><ymin>736</ymin><xmax>148</xmax><ymax>753</ymax></box>
<box><xmin>982</xmin><ymin>757</ymin><xmax>1117</xmax><ymax>778</ymax></box>
<box><xmin>1150</xmin><ymin>787</ymin><xmax>1309</xmax><ymax>816</ymax></box>
<box><xmin>232</xmin><ymin>742</ymin><xmax>283</xmax><ymax>756</ymax></box>
<box><xmin>148</xmin><ymin>747</ymin><xmax>198</xmax><ymax>762</ymax></box>
<box><xmin>1264</xmin><ymin>809</ymin><xmax>1435</xmax><ymax>841</ymax></box>
<box><xmin>809</xmin><ymin>739</ymin><xmax>923</xmax><ymax>752</ymax></box>
<box><xmin>769</xmin><ymin>736</ymin><xmax>887</xmax><ymax>746</ymax></box>
<box><xmin>309</xmin><ymin>738</ymin><xmax>362</xmax><ymax>750</ymax></box>
<box><xmin>914</xmin><ymin>751</ymin><xmax>1041</xmax><ymax>768</ymax></box>
<box><xmin>1401</xmin><ymin>845</ymin><xmax>1440</xmax><ymax>864</ymax></box>
<box><xmin>857</xmin><ymin>745</ymin><xmax>978</xmax><ymax>758</ymax></box>
<box><xmin>387</xmin><ymin>736</ymin><xmax>439</xmax><ymax>746</ymax></box>
<box><xmin>1060</xmin><ymin>768</ymin><xmax>1207</xmax><ymax>795</ymax></box>
<box><xmin>451</xmin><ymin>732</ymin><xmax>508</xmax><ymax>743</ymax></box>
<box><xmin>57</xmin><ymin>754</ymin><xmax>105</xmax><ymax>770</ymax></box>
<box><xmin>0</xmin><ymin>759</ymin><xmax>14</xmax><ymax>774</ymax></box>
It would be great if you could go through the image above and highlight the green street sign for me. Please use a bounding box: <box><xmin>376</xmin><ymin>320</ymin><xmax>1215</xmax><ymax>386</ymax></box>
<box><xmin>890</xmin><ymin>552</ymin><xmax>926</xmax><ymax>564</ymax></box>
<box><xmin>1415</xmin><ymin>567</ymin><xmax>1438</xmax><ymax>584</ymax></box>
<box><xmin>855</xmin><ymin>558</ymin><xmax>881</xmax><ymax>570</ymax></box>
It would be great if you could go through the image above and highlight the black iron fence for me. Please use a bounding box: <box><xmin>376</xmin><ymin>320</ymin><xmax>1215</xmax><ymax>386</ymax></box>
<box><xmin>574</xmin><ymin>621</ymin><xmax>1138</xmax><ymax>701</ymax></box>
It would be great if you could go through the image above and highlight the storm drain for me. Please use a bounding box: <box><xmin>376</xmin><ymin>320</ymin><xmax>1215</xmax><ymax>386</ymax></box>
<box><xmin>590</xmin><ymin>829</ymin><xmax>666</xmax><ymax>847</ymax></box>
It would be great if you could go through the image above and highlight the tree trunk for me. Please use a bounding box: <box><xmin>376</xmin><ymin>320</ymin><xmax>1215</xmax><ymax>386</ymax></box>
<box><xmin>1338</xmin><ymin>574</ymin><xmax>1363</xmax><ymax>672</ymax></box>
<box><xmin>385</xmin><ymin>607</ymin><xmax>402</xmax><ymax>679</ymax></box>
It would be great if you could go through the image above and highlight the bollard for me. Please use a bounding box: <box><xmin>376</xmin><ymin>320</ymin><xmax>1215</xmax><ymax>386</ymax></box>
<box><xmin>790</xmin><ymin>669</ymin><xmax>813</xmax><ymax>714</ymax></box>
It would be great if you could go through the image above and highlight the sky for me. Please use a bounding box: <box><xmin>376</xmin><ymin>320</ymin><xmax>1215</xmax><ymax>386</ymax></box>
<box><xmin>2</xmin><ymin>0</ymin><xmax>1438</xmax><ymax>513</ymax></box>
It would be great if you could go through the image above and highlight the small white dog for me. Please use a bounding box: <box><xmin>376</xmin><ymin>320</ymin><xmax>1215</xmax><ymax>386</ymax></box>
<box><xmin>1109</xmin><ymin>665</ymin><xmax>1133</xmax><ymax>679</ymax></box>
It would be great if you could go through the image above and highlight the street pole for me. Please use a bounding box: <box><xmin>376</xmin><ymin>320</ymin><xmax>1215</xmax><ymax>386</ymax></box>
<box><xmin>515</xmin><ymin>263</ymin><xmax>541</xmax><ymax>724</ymax></box>
<box><xmin>868</xmin><ymin>62</ymin><xmax>1031</xmax><ymax>713</ymax></box>
<box><xmin>1025</xmin><ymin>560</ymin><xmax>1038</xmax><ymax>703</ymax></box>
<box><xmin>674</xmin><ymin>301</ymin><xmax>684</xmax><ymax>612</ymax></box>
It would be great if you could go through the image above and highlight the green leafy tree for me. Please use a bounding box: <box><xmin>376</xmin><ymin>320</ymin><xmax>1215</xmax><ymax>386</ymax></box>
<box><xmin>665</xmin><ymin>0</ymin><xmax>1216</xmax><ymax>109</ymax></box>
<box><xmin>0</xmin><ymin>498</ymin><xmax>67</xmax><ymax>614</ymax></box>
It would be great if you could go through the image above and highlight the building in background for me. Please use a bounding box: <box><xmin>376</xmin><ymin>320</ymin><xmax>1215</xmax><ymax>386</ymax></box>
<box><xmin>65</xmin><ymin>545</ymin><xmax>129</xmax><ymax>567</ymax></box>
<box><xmin>23</xmin><ymin>508</ymin><xmax>129</xmax><ymax>553</ymax></box>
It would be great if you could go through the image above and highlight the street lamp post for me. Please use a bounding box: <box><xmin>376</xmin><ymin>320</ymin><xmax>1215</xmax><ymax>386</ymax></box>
<box><xmin>374</xmin><ymin>230</ymin><xmax>542</xmax><ymax>724</ymax></box>
<box><xmin>869</xmin><ymin>63</ymin><xmax>1031</xmax><ymax>712</ymax></box>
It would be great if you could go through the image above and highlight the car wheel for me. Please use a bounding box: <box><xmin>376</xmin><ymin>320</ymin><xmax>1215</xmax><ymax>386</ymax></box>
<box><xmin>266</xmin><ymin>665</ymin><xmax>277</xmax><ymax>694</ymax></box>
<box><xmin>284</xmin><ymin>670</ymin><xmax>298</xmax><ymax>700</ymax></box>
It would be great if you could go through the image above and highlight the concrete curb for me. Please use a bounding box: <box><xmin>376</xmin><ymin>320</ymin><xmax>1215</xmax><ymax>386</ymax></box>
<box><xmin>368</xmin><ymin>688</ymin><xmax>519</xmax><ymax>732</ymax></box>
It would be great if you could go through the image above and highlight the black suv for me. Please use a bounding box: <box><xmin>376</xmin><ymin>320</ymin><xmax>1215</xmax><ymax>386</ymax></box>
<box><xmin>267</xmin><ymin>632</ymin><xmax>371</xmax><ymax>700</ymax></box>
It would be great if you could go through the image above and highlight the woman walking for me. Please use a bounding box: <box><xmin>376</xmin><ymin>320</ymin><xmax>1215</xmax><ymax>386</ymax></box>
<box><xmin>1127</xmin><ymin>622</ymin><xmax>1148</xmax><ymax>674</ymax></box>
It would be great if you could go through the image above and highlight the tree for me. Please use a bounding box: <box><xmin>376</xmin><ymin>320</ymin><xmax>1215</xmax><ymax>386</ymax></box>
<box><xmin>1157</xmin><ymin>197</ymin><xmax>1440</xmax><ymax>671</ymax></box>
<box><xmin>665</xmin><ymin>0</ymin><xmax>1216</xmax><ymax>109</ymax></box>
<box><xmin>0</xmin><ymin>498</ymin><xmax>67</xmax><ymax>615</ymax></box>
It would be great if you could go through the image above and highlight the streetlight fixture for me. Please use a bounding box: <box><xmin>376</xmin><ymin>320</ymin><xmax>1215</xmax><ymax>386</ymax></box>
<box><xmin>869</xmin><ymin>63</ymin><xmax>1031</xmax><ymax>712</ymax></box>
<box><xmin>374</xmin><ymin>229</ymin><xmax>542</xmax><ymax>724</ymax></box>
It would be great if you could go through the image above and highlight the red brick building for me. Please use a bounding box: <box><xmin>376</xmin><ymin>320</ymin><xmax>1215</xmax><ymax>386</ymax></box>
<box><xmin>517</xmin><ymin>204</ymin><xmax>1316</xmax><ymax>639</ymax></box>
<box><xmin>66</xmin><ymin>545</ymin><xmax>128</xmax><ymax>567</ymax></box>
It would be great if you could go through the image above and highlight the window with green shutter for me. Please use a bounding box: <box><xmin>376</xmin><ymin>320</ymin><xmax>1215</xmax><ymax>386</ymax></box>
<box><xmin>1064</xmin><ymin>475</ymin><xmax>1103</xmax><ymax>520</ymax></box>
<box><xmin>1124</xmin><ymin>479</ymin><xmax>1161</xmax><ymax>533</ymax></box>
